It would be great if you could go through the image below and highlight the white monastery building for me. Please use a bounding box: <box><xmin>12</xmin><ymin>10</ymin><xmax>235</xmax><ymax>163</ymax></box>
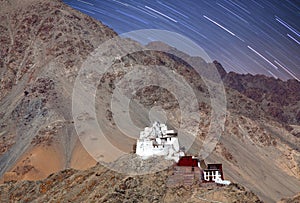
<box><xmin>136</xmin><ymin>122</ymin><xmax>231</xmax><ymax>186</ymax></box>
<box><xmin>136</xmin><ymin>121</ymin><xmax>185</xmax><ymax>162</ymax></box>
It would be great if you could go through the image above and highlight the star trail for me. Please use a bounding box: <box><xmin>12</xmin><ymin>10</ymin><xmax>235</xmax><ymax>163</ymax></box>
<box><xmin>63</xmin><ymin>0</ymin><xmax>300</xmax><ymax>81</ymax></box>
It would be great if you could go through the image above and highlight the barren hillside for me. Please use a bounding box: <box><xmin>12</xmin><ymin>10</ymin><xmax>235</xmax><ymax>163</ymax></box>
<box><xmin>0</xmin><ymin>156</ymin><xmax>263</xmax><ymax>203</ymax></box>
<box><xmin>0</xmin><ymin>0</ymin><xmax>116</xmax><ymax>181</ymax></box>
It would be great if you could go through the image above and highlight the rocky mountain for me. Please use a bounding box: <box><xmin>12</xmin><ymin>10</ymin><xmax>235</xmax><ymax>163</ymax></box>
<box><xmin>0</xmin><ymin>0</ymin><xmax>116</xmax><ymax>180</ymax></box>
<box><xmin>0</xmin><ymin>0</ymin><xmax>299</xmax><ymax>202</ymax></box>
<box><xmin>222</xmin><ymin>67</ymin><xmax>300</xmax><ymax>125</ymax></box>
<box><xmin>0</xmin><ymin>157</ymin><xmax>262</xmax><ymax>203</ymax></box>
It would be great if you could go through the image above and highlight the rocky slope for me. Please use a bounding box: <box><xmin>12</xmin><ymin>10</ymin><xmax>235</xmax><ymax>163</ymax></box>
<box><xmin>0</xmin><ymin>0</ymin><xmax>115</xmax><ymax>180</ymax></box>
<box><xmin>95</xmin><ymin>44</ymin><xmax>300</xmax><ymax>202</ymax></box>
<box><xmin>222</xmin><ymin>69</ymin><xmax>300</xmax><ymax>125</ymax></box>
<box><xmin>278</xmin><ymin>193</ymin><xmax>300</xmax><ymax>203</ymax></box>
<box><xmin>0</xmin><ymin>157</ymin><xmax>262</xmax><ymax>203</ymax></box>
<box><xmin>0</xmin><ymin>0</ymin><xmax>299</xmax><ymax>202</ymax></box>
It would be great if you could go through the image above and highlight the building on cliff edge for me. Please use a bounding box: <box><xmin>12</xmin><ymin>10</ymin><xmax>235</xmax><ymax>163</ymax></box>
<box><xmin>135</xmin><ymin>122</ymin><xmax>231</xmax><ymax>186</ymax></box>
<box><xmin>135</xmin><ymin>121</ymin><xmax>185</xmax><ymax>162</ymax></box>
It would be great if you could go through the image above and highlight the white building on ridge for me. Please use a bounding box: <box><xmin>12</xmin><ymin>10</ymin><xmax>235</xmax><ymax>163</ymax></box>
<box><xmin>136</xmin><ymin>121</ymin><xmax>185</xmax><ymax>162</ymax></box>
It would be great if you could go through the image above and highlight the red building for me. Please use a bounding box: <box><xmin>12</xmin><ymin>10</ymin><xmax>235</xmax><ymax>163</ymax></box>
<box><xmin>177</xmin><ymin>156</ymin><xmax>198</xmax><ymax>167</ymax></box>
<box><xmin>167</xmin><ymin>157</ymin><xmax>230</xmax><ymax>187</ymax></box>
<box><xmin>167</xmin><ymin>156</ymin><xmax>201</xmax><ymax>187</ymax></box>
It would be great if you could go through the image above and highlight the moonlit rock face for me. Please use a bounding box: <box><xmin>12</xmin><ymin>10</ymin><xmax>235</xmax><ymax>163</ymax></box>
<box><xmin>136</xmin><ymin>121</ymin><xmax>184</xmax><ymax>162</ymax></box>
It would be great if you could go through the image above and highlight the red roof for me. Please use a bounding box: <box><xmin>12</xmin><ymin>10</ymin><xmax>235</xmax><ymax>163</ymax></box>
<box><xmin>177</xmin><ymin>156</ymin><xmax>198</xmax><ymax>167</ymax></box>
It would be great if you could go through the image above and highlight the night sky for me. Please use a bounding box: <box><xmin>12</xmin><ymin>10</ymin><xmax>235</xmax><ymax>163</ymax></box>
<box><xmin>63</xmin><ymin>0</ymin><xmax>300</xmax><ymax>81</ymax></box>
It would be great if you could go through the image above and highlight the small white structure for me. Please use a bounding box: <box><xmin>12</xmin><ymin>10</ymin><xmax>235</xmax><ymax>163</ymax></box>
<box><xmin>136</xmin><ymin>121</ymin><xmax>184</xmax><ymax>162</ymax></box>
<box><xmin>214</xmin><ymin>178</ymin><xmax>231</xmax><ymax>185</ymax></box>
<box><xmin>203</xmin><ymin>169</ymin><xmax>231</xmax><ymax>185</ymax></box>
<box><xmin>203</xmin><ymin>170</ymin><xmax>222</xmax><ymax>182</ymax></box>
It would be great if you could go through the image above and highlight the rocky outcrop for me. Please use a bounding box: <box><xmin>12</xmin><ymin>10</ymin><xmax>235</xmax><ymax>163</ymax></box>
<box><xmin>279</xmin><ymin>193</ymin><xmax>300</xmax><ymax>203</ymax></box>
<box><xmin>0</xmin><ymin>158</ymin><xmax>262</xmax><ymax>203</ymax></box>
<box><xmin>223</xmin><ymin>71</ymin><xmax>300</xmax><ymax>124</ymax></box>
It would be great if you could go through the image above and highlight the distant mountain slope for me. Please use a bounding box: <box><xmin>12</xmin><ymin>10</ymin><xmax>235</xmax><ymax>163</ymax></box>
<box><xmin>222</xmin><ymin>67</ymin><xmax>300</xmax><ymax>125</ymax></box>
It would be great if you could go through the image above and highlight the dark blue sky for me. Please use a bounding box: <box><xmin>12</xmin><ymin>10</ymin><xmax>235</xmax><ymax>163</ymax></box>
<box><xmin>63</xmin><ymin>0</ymin><xmax>300</xmax><ymax>81</ymax></box>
